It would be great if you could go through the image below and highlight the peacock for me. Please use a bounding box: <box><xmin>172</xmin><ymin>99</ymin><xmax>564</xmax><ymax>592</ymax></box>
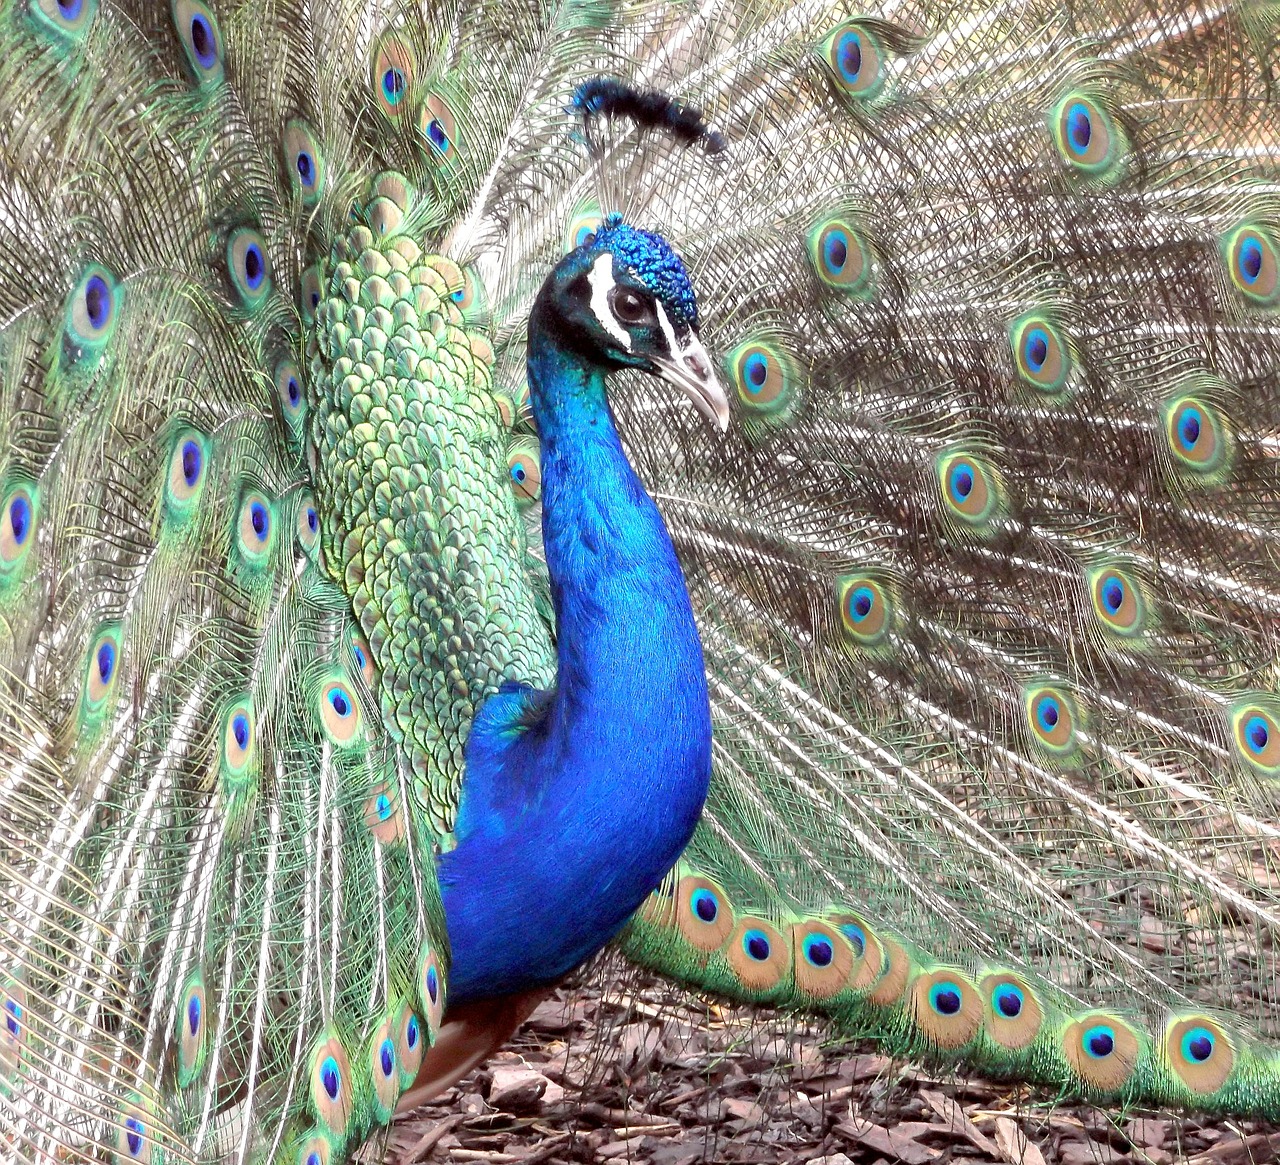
<box><xmin>1</xmin><ymin>0</ymin><xmax>1278</xmax><ymax>1159</ymax></box>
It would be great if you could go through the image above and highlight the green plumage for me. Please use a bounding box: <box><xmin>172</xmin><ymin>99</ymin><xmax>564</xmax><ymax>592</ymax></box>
<box><xmin>0</xmin><ymin>0</ymin><xmax>1278</xmax><ymax>1160</ymax></box>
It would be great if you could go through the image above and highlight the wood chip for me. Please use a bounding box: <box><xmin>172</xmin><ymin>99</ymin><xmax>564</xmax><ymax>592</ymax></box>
<box><xmin>835</xmin><ymin>1118</ymin><xmax>940</xmax><ymax>1164</ymax></box>
<box><xmin>919</xmin><ymin>1089</ymin><xmax>1000</xmax><ymax>1156</ymax></box>
<box><xmin>993</xmin><ymin>1116</ymin><xmax>1048</xmax><ymax>1165</ymax></box>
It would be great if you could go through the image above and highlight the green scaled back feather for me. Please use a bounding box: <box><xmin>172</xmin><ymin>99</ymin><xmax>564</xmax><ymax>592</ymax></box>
<box><xmin>1</xmin><ymin>0</ymin><xmax>1279</xmax><ymax>1160</ymax></box>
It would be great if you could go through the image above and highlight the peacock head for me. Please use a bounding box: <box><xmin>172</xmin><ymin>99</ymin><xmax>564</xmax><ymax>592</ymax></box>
<box><xmin>537</xmin><ymin>214</ymin><xmax>729</xmax><ymax>430</ymax></box>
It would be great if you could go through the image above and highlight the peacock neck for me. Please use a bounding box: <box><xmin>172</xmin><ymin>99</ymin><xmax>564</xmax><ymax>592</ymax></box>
<box><xmin>438</xmin><ymin>309</ymin><xmax>713</xmax><ymax>1002</ymax></box>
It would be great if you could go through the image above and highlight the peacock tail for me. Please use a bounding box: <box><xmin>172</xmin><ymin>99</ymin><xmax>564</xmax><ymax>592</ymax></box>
<box><xmin>1</xmin><ymin>0</ymin><xmax>1278</xmax><ymax>1160</ymax></box>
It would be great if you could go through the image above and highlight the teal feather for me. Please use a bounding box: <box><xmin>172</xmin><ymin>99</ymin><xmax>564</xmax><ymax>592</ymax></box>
<box><xmin>0</xmin><ymin>0</ymin><xmax>1279</xmax><ymax>1161</ymax></box>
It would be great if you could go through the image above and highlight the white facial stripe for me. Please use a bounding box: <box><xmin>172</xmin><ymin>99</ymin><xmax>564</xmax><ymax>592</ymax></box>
<box><xmin>587</xmin><ymin>254</ymin><xmax>631</xmax><ymax>350</ymax></box>
<box><xmin>654</xmin><ymin>300</ymin><xmax>681</xmax><ymax>361</ymax></box>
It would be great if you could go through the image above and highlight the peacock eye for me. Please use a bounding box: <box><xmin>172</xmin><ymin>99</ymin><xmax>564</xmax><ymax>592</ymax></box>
<box><xmin>611</xmin><ymin>287</ymin><xmax>650</xmax><ymax>325</ymax></box>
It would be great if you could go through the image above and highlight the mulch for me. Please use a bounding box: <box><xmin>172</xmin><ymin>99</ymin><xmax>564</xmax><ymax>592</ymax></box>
<box><xmin>371</xmin><ymin>962</ymin><xmax>1280</xmax><ymax>1165</ymax></box>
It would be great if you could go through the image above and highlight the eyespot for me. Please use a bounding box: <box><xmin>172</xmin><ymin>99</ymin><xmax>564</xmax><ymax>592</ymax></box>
<box><xmin>935</xmin><ymin>450</ymin><xmax>1002</xmax><ymax>528</ymax></box>
<box><xmin>299</xmin><ymin>265</ymin><xmax>322</xmax><ymax>325</ymax></box>
<box><xmin>366</xmin><ymin>1018</ymin><xmax>399</xmax><ymax>1118</ymax></box>
<box><xmin>565</xmin><ymin>201</ymin><xmax>603</xmax><ymax>253</ymax></box>
<box><xmin>1088</xmin><ymin>566</ymin><xmax>1146</xmax><ymax>637</ymax></box>
<box><xmin>172</xmin><ymin>0</ymin><xmax>224</xmax><ymax>85</ymax></box>
<box><xmin>84</xmin><ymin>626</ymin><xmax>122</xmax><ymax>714</ymax></box>
<box><xmin>394</xmin><ymin>1003</ymin><xmax>425</xmax><ymax>1086</ymax></box>
<box><xmin>420</xmin><ymin>95</ymin><xmax>457</xmax><ymax>160</ymax></box>
<box><xmin>31</xmin><ymin>0</ymin><xmax>98</xmax><ymax>39</ymax></box>
<box><xmin>727</xmin><ymin>338</ymin><xmax>798</xmax><ymax>417</ymax></box>
<box><xmin>65</xmin><ymin>265</ymin><xmax>119</xmax><ymax>353</ymax></box>
<box><xmin>979</xmin><ymin>972</ymin><xmax>1043</xmax><ymax>1049</ymax></box>
<box><xmin>449</xmin><ymin>267</ymin><xmax>480</xmax><ymax>312</ymax></box>
<box><xmin>227</xmin><ymin>228</ymin><xmax>272</xmax><ymax>310</ymax></box>
<box><xmin>176</xmin><ymin>972</ymin><xmax>208</xmax><ymax>1086</ymax></box>
<box><xmin>309</xmin><ymin>1035</ymin><xmax>353</xmax><ymax>1135</ymax></box>
<box><xmin>364</xmin><ymin>782</ymin><xmax>406</xmax><ymax>844</ymax></box>
<box><xmin>417</xmin><ymin>940</ymin><xmax>445</xmax><ymax>1036</ymax></box>
<box><xmin>1230</xmin><ymin>701</ymin><xmax>1280</xmax><ymax>776</ymax></box>
<box><xmin>1023</xmin><ymin>684</ymin><xmax>1081</xmax><ymax>757</ymax></box>
<box><xmin>1163</xmin><ymin>395</ymin><xmax>1230</xmax><ymax>477</ymax></box>
<box><xmin>820</xmin><ymin>21</ymin><xmax>885</xmax><ymax>99</ymax></box>
<box><xmin>1062</xmin><ymin>1014</ymin><xmax>1140</xmax><ymax>1092</ymax></box>
<box><xmin>117</xmin><ymin>1110</ymin><xmax>149</xmax><ymax>1160</ymax></box>
<box><xmin>163</xmin><ymin>431</ymin><xmax>208</xmax><ymax>518</ymax></box>
<box><xmin>909</xmin><ymin>969</ymin><xmax>982</xmax><ymax>1049</ymax></box>
<box><xmin>675</xmin><ymin>874</ymin><xmax>735</xmax><ymax>951</ymax></box>
<box><xmin>236</xmin><ymin>492</ymin><xmax>276</xmax><ymax>567</ymax></box>
<box><xmin>1</xmin><ymin>485</ymin><xmax>37</xmax><ymax>569</ymax></box>
<box><xmin>1223</xmin><ymin>224</ymin><xmax>1278</xmax><ymax>306</ymax></box>
<box><xmin>1010</xmin><ymin>314</ymin><xmax>1070</xmax><ymax>392</ymax></box>
<box><xmin>791</xmin><ymin>920</ymin><xmax>856</xmax><ymax>999</ymax></box>
<box><xmin>808</xmin><ymin>216</ymin><xmax>873</xmax><ymax>295</ymax></box>
<box><xmin>506</xmin><ymin>439</ymin><xmax>541</xmax><ymax>506</ymax></box>
<box><xmin>1050</xmin><ymin>93</ymin><xmax>1125</xmax><ymax>178</ymax></box>
<box><xmin>350</xmin><ymin>632</ymin><xmax>376</xmax><ymax>687</ymax></box>
<box><xmin>275</xmin><ymin>360</ymin><xmax>306</xmax><ymax>433</ymax></box>
<box><xmin>318</xmin><ymin>678</ymin><xmax>362</xmax><ymax>747</ymax></box>
<box><xmin>282</xmin><ymin>120</ymin><xmax>325</xmax><ymax>206</ymax></box>
<box><xmin>293</xmin><ymin>1136</ymin><xmax>331</xmax><ymax>1165</ymax></box>
<box><xmin>372</xmin><ymin>33</ymin><xmax>417</xmax><ymax>119</ymax></box>
<box><xmin>825</xmin><ymin>910</ymin><xmax>891</xmax><ymax>994</ymax></box>
<box><xmin>1165</xmin><ymin>1016</ymin><xmax>1234</xmax><ymax>1095</ymax></box>
<box><xmin>837</xmin><ymin>575</ymin><xmax>894</xmax><ymax>649</ymax></box>
<box><xmin>726</xmin><ymin>918</ymin><xmax>791</xmax><ymax>992</ymax></box>
<box><xmin>295</xmin><ymin>493</ymin><xmax>320</xmax><ymax>557</ymax></box>
<box><xmin>220</xmin><ymin>701</ymin><xmax>254</xmax><ymax>773</ymax></box>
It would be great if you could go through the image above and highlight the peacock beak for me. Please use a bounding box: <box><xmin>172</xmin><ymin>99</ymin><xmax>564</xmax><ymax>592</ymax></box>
<box><xmin>650</xmin><ymin>332</ymin><xmax>731</xmax><ymax>432</ymax></box>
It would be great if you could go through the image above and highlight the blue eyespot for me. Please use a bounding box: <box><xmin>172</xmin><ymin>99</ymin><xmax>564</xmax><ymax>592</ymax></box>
<box><xmin>835</xmin><ymin>29</ymin><xmax>862</xmax><ymax>84</ymax></box>
<box><xmin>1065</xmin><ymin>103</ymin><xmax>1092</xmax><ymax>155</ymax></box>
<box><xmin>379</xmin><ymin>1039</ymin><xmax>394</xmax><ymax>1078</ymax></box>
<box><xmin>188</xmin><ymin>994</ymin><xmax>201</xmax><ymax>1035</ymax></box>
<box><xmin>382</xmin><ymin>68</ymin><xmax>405</xmax><ymax>105</ymax></box>
<box><xmin>406</xmin><ymin>1014</ymin><xmax>420</xmax><ymax>1049</ymax></box>
<box><xmin>930</xmin><ymin>982</ymin><xmax>962</xmax><ymax>1016</ymax></box>
<box><xmin>803</xmin><ymin>935</ymin><xmax>833</xmax><ymax>967</ymax></box>
<box><xmin>822</xmin><ymin>229</ymin><xmax>848</xmax><ymax>275</ymax></box>
<box><xmin>5</xmin><ymin>998</ymin><xmax>21</xmax><ymax>1037</ymax></box>
<box><xmin>691</xmin><ymin>888</ymin><xmax>718</xmax><ymax>923</ymax></box>
<box><xmin>840</xmin><ymin>922</ymin><xmax>865</xmax><ymax>956</ymax></box>
<box><xmin>329</xmin><ymin>689</ymin><xmax>350</xmax><ymax>718</ymax></box>
<box><xmin>1023</xmin><ymin>327</ymin><xmax>1049</xmax><ymax>372</ymax></box>
<box><xmin>321</xmin><ymin>1055</ymin><xmax>341</xmax><ymax>1100</ymax></box>
<box><xmin>743</xmin><ymin>929</ymin><xmax>771</xmax><ymax>961</ymax></box>
<box><xmin>9</xmin><ymin>495</ymin><xmax>31</xmax><ymax>545</ymax></box>
<box><xmin>994</xmin><ymin>984</ymin><xmax>1024</xmax><ymax>1018</ymax></box>
<box><xmin>847</xmin><ymin>585</ymin><xmax>874</xmax><ymax>623</ymax></box>
<box><xmin>426</xmin><ymin>119</ymin><xmax>449</xmax><ymax>152</ymax></box>
<box><xmin>296</xmin><ymin>151</ymin><xmax>315</xmax><ymax>187</ymax></box>
<box><xmin>84</xmin><ymin>274</ymin><xmax>111</xmax><ymax>330</ymax></box>
<box><xmin>426</xmin><ymin>965</ymin><xmax>439</xmax><ymax>1004</ymax></box>
<box><xmin>288</xmin><ymin>376</ymin><xmax>301</xmax><ymax>407</ymax></box>
<box><xmin>249</xmin><ymin>502</ymin><xmax>269</xmax><ymax>541</ymax></box>
<box><xmin>306</xmin><ymin>507</ymin><xmax>318</xmax><ymax>534</ymax></box>
<box><xmin>1245</xmin><ymin>715</ymin><xmax>1270</xmax><ymax>754</ymax></box>
<box><xmin>948</xmin><ymin>461</ymin><xmax>975</xmax><ymax>503</ymax></box>
<box><xmin>180</xmin><ymin>440</ymin><xmax>202</xmax><ymax>487</ymax></box>
<box><xmin>243</xmin><ymin>244</ymin><xmax>265</xmax><ymax>291</ymax></box>
<box><xmin>375</xmin><ymin>793</ymin><xmax>392</xmax><ymax>821</ymax></box>
<box><xmin>451</xmin><ymin>287</ymin><xmax>466</xmax><ymax>303</ymax></box>
<box><xmin>742</xmin><ymin>352</ymin><xmax>769</xmax><ymax>393</ymax></box>
<box><xmin>510</xmin><ymin>461</ymin><xmax>527</xmax><ymax>484</ymax></box>
<box><xmin>1101</xmin><ymin>575</ymin><xmax>1125</xmax><ymax>615</ymax></box>
<box><xmin>1181</xmin><ymin>1026</ymin><xmax>1214</xmax><ymax>1063</ymax></box>
<box><xmin>307</xmin><ymin>1154</ymin><xmax>321</xmax><ymax>1165</ymax></box>
<box><xmin>1238</xmin><ymin>236</ymin><xmax>1263</xmax><ymax>284</ymax></box>
<box><xmin>1177</xmin><ymin>406</ymin><xmax>1202</xmax><ymax>452</ymax></box>
<box><xmin>1084</xmin><ymin>1024</ymin><xmax>1115</xmax><ymax>1059</ymax></box>
<box><xmin>97</xmin><ymin>640</ymin><xmax>116</xmax><ymax>685</ymax></box>
<box><xmin>190</xmin><ymin>13</ymin><xmax>217</xmax><ymax>68</ymax></box>
<box><xmin>124</xmin><ymin>1116</ymin><xmax>145</xmax><ymax>1157</ymax></box>
<box><xmin>58</xmin><ymin>0</ymin><xmax>84</xmax><ymax>18</ymax></box>
<box><xmin>1035</xmin><ymin>695</ymin><xmax>1060</xmax><ymax>733</ymax></box>
<box><xmin>232</xmin><ymin>713</ymin><xmax>249</xmax><ymax>750</ymax></box>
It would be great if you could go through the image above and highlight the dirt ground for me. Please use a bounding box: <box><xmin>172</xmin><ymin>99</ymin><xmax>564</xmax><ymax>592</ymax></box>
<box><xmin>374</xmin><ymin>961</ymin><xmax>1280</xmax><ymax>1165</ymax></box>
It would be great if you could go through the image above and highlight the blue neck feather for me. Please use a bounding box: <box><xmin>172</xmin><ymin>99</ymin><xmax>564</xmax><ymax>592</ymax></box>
<box><xmin>438</xmin><ymin>311</ymin><xmax>713</xmax><ymax>1002</ymax></box>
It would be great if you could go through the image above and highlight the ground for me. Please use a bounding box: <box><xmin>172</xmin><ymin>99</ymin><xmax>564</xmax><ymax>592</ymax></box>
<box><xmin>374</xmin><ymin>962</ymin><xmax>1280</xmax><ymax>1165</ymax></box>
